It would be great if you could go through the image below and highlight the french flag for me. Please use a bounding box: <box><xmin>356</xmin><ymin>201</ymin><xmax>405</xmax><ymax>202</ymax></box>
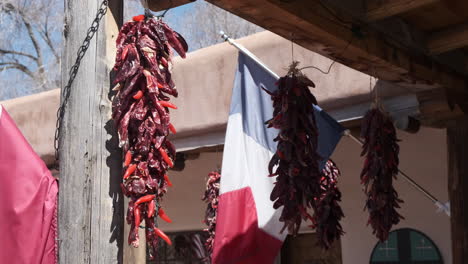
<box><xmin>0</xmin><ymin>105</ymin><xmax>58</xmax><ymax>264</ymax></box>
<box><xmin>212</xmin><ymin>53</ymin><xmax>344</xmax><ymax>263</ymax></box>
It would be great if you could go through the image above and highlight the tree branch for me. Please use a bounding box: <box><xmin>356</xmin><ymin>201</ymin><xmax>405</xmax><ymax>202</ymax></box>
<box><xmin>19</xmin><ymin>12</ymin><xmax>44</xmax><ymax>69</ymax></box>
<box><xmin>0</xmin><ymin>62</ymin><xmax>34</xmax><ymax>78</ymax></box>
<box><xmin>0</xmin><ymin>48</ymin><xmax>37</xmax><ymax>61</ymax></box>
<box><xmin>38</xmin><ymin>27</ymin><xmax>60</xmax><ymax>63</ymax></box>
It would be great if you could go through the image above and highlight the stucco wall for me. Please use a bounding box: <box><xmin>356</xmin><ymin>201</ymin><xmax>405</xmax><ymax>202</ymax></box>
<box><xmin>1</xmin><ymin>89</ymin><xmax>59</xmax><ymax>165</ymax></box>
<box><xmin>0</xmin><ymin>31</ymin><xmax>408</xmax><ymax>165</ymax></box>
<box><xmin>158</xmin><ymin>127</ymin><xmax>451</xmax><ymax>263</ymax></box>
<box><xmin>335</xmin><ymin>128</ymin><xmax>451</xmax><ymax>264</ymax></box>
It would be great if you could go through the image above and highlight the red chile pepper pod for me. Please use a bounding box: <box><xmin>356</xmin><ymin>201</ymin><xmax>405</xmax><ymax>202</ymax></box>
<box><xmin>121</xmin><ymin>45</ymin><xmax>130</xmax><ymax>61</ymax></box>
<box><xmin>168</xmin><ymin>123</ymin><xmax>177</xmax><ymax>134</ymax></box>
<box><xmin>135</xmin><ymin>194</ymin><xmax>156</xmax><ymax>206</ymax></box>
<box><xmin>147</xmin><ymin>200</ymin><xmax>155</xmax><ymax>218</ymax></box>
<box><xmin>164</xmin><ymin>174</ymin><xmax>173</xmax><ymax>187</ymax></box>
<box><xmin>133</xmin><ymin>90</ymin><xmax>143</xmax><ymax>100</ymax></box>
<box><xmin>134</xmin><ymin>205</ymin><xmax>141</xmax><ymax>229</ymax></box>
<box><xmin>159</xmin><ymin>148</ymin><xmax>174</xmax><ymax>168</ymax></box>
<box><xmin>277</xmin><ymin>150</ymin><xmax>285</xmax><ymax>159</ymax></box>
<box><xmin>123</xmin><ymin>164</ymin><xmax>137</xmax><ymax>180</ymax></box>
<box><xmin>124</xmin><ymin>151</ymin><xmax>132</xmax><ymax>167</ymax></box>
<box><xmin>158</xmin><ymin>208</ymin><xmax>172</xmax><ymax>223</ymax></box>
<box><xmin>160</xmin><ymin>57</ymin><xmax>168</xmax><ymax>68</ymax></box>
<box><xmin>154</xmin><ymin>227</ymin><xmax>172</xmax><ymax>245</ymax></box>
<box><xmin>132</xmin><ymin>14</ymin><xmax>145</xmax><ymax>22</ymax></box>
<box><xmin>158</xmin><ymin>101</ymin><xmax>178</xmax><ymax>109</ymax></box>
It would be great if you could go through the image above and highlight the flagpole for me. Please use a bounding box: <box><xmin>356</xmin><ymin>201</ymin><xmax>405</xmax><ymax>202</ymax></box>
<box><xmin>220</xmin><ymin>31</ymin><xmax>280</xmax><ymax>80</ymax></box>
<box><xmin>343</xmin><ymin>130</ymin><xmax>450</xmax><ymax>216</ymax></box>
<box><xmin>220</xmin><ymin>31</ymin><xmax>450</xmax><ymax>217</ymax></box>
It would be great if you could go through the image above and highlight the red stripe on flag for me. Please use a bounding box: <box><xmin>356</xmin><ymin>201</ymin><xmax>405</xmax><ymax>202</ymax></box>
<box><xmin>212</xmin><ymin>187</ymin><xmax>282</xmax><ymax>264</ymax></box>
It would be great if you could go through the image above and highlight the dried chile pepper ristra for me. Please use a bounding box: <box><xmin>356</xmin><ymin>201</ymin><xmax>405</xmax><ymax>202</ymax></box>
<box><xmin>112</xmin><ymin>14</ymin><xmax>188</xmax><ymax>255</ymax></box>
<box><xmin>360</xmin><ymin>107</ymin><xmax>403</xmax><ymax>242</ymax></box>
<box><xmin>266</xmin><ymin>63</ymin><xmax>322</xmax><ymax>235</ymax></box>
<box><xmin>202</xmin><ymin>171</ymin><xmax>221</xmax><ymax>257</ymax></box>
<box><xmin>312</xmin><ymin>159</ymin><xmax>345</xmax><ymax>249</ymax></box>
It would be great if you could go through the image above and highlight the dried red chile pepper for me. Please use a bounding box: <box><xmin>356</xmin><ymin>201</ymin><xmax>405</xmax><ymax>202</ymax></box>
<box><xmin>312</xmin><ymin>159</ymin><xmax>344</xmax><ymax>249</ymax></box>
<box><xmin>360</xmin><ymin>107</ymin><xmax>403</xmax><ymax>241</ymax></box>
<box><xmin>265</xmin><ymin>65</ymin><xmax>322</xmax><ymax>235</ymax></box>
<box><xmin>201</xmin><ymin>171</ymin><xmax>221</xmax><ymax>257</ymax></box>
<box><xmin>112</xmin><ymin>14</ymin><xmax>188</xmax><ymax>259</ymax></box>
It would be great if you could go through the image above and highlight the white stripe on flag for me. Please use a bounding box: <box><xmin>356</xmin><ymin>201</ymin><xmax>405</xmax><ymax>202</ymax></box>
<box><xmin>221</xmin><ymin>113</ymin><xmax>287</xmax><ymax>240</ymax></box>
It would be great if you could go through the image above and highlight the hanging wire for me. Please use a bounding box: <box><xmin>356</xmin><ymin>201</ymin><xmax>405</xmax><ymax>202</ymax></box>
<box><xmin>316</xmin><ymin>0</ymin><xmax>461</xmax><ymax>78</ymax></box>
<box><xmin>317</xmin><ymin>0</ymin><xmax>353</xmax><ymax>26</ymax></box>
<box><xmin>141</xmin><ymin>0</ymin><xmax>173</xmax><ymax>19</ymax></box>
<box><xmin>215</xmin><ymin>145</ymin><xmax>222</xmax><ymax>173</ymax></box>
<box><xmin>298</xmin><ymin>36</ymin><xmax>354</xmax><ymax>75</ymax></box>
<box><xmin>290</xmin><ymin>33</ymin><xmax>295</xmax><ymax>64</ymax></box>
<box><xmin>158</xmin><ymin>0</ymin><xmax>174</xmax><ymax>19</ymax></box>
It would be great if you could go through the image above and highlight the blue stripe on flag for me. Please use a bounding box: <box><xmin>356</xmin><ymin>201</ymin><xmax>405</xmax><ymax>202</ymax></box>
<box><xmin>230</xmin><ymin>53</ymin><xmax>344</xmax><ymax>169</ymax></box>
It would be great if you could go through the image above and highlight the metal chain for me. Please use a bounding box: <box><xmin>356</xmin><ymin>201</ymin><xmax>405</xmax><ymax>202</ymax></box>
<box><xmin>54</xmin><ymin>0</ymin><xmax>109</xmax><ymax>167</ymax></box>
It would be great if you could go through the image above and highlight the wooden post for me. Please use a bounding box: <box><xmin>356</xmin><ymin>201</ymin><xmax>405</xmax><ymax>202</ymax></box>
<box><xmin>447</xmin><ymin>117</ymin><xmax>468</xmax><ymax>264</ymax></box>
<box><xmin>59</xmin><ymin>0</ymin><xmax>124</xmax><ymax>263</ymax></box>
<box><xmin>123</xmin><ymin>198</ymin><xmax>147</xmax><ymax>263</ymax></box>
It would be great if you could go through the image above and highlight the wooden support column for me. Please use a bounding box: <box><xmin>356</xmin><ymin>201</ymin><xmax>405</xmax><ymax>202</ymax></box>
<box><xmin>447</xmin><ymin>118</ymin><xmax>468</xmax><ymax>264</ymax></box>
<box><xmin>59</xmin><ymin>0</ymin><xmax>124</xmax><ymax>263</ymax></box>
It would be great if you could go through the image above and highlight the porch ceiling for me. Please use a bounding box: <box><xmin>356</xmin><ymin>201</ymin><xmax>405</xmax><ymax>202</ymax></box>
<box><xmin>149</xmin><ymin>0</ymin><xmax>468</xmax><ymax>123</ymax></box>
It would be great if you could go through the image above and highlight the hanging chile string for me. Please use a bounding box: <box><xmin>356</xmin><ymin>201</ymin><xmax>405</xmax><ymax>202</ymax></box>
<box><xmin>313</xmin><ymin>159</ymin><xmax>344</xmax><ymax>249</ymax></box>
<box><xmin>202</xmin><ymin>171</ymin><xmax>221</xmax><ymax>258</ymax></box>
<box><xmin>112</xmin><ymin>5</ymin><xmax>188</xmax><ymax>259</ymax></box>
<box><xmin>360</xmin><ymin>98</ymin><xmax>403</xmax><ymax>242</ymax></box>
<box><xmin>265</xmin><ymin>62</ymin><xmax>322</xmax><ymax>235</ymax></box>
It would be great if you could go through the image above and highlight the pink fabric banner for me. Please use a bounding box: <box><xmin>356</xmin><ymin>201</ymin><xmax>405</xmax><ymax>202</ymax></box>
<box><xmin>0</xmin><ymin>106</ymin><xmax>58</xmax><ymax>264</ymax></box>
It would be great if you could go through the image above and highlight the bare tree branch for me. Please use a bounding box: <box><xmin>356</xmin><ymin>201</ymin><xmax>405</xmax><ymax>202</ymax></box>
<box><xmin>19</xmin><ymin>12</ymin><xmax>44</xmax><ymax>69</ymax></box>
<box><xmin>0</xmin><ymin>62</ymin><xmax>34</xmax><ymax>78</ymax></box>
<box><xmin>0</xmin><ymin>48</ymin><xmax>37</xmax><ymax>61</ymax></box>
<box><xmin>38</xmin><ymin>27</ymin><xmax>60</xmax><ymax>63</ymax></box>
<box><xmin>35</xmin><ymin>5</ymin><xmax>59</xmax><ymax>63</ymax></box>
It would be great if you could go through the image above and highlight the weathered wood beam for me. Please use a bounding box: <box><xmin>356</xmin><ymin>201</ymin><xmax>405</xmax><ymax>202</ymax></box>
<box><xmin>417</xmin><ymin>89</ymin><xmax>464</xmax><ymax>127</ymax></box>
<box><xmin>447</xmin><ymin>118</ymin><xmax>468</xmax><ymax>264</ymax></box>
<box><xmin>366</xmin><ymin>0</ymin><xmax>440</xmax><ymax>21</ymax></box>
<box><xmin>148</xmin><ymin>0</ymin><xmax>195</xmax><ymax>12</ymax></box>
<box><xmin>207</xmin><ymin>0</ymin><xmax>466</xmax><ymax>96</ymax></box>
<box><xmin>59</xmin><ymin>0</ymin><xmax>124</xmax><ymax>263</ymax></box>
<box><xmin>428</xmin><ymin>23</ymin><xmax>468</xmax><ymax>54</ymax></box>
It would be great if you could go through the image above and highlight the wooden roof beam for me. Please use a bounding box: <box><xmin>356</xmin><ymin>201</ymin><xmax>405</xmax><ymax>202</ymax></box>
<box><xmin>207</xmin><ymin>0</ymin><xmax>464</xmax><ymax>88</ymax></box>
<box><xmin>366</xmin><ymin>0</ymin><xmax>440</xmax><ymax>21</ymax></box>
<box><xmin>428</xmin><ymin>23</ymin><xmax>468</xmax><ymax>54</ymax></box>
<box><xmin>207</xmin><ymin>0</ymin><xmax>467</xmax><ymax>111</ymax></box>
<box><xmin>148</xmin><ymin>0</ymin><xmax>195</xmax><ymax>12</ymax></box>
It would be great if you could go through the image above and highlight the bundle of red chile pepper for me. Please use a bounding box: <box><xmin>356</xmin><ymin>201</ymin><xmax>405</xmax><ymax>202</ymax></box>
<box><xmin>312</xmin><ymin>159</ymin><xmax>344</xmax><ymax>249</ymax></box>
<box><xmin>265</xmin><ymin>63</ymin><xmax>322</xmax><ymax>235</ymax></box>
<box><xmin>112</xmin><ymin>14</ymin><xmax>188</xmax><ymax>259</ymax></box>
<box><xmin>201</xmin><ymin>171</ymin><xmax>221</xmax><ymax>257</ymax></box>
<box><xmin>360</xmin><ymin>106</ymin><xmax>403</xmax><ymax>241</ymax></box>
